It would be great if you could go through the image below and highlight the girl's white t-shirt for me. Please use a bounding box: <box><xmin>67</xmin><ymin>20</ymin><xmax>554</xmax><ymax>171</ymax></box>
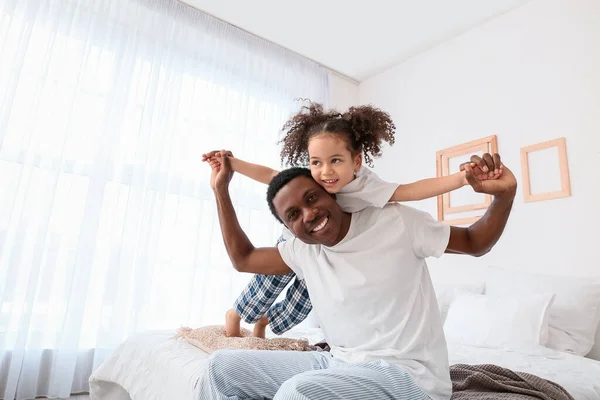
<box><xmin>336</xmin><ymin>166</ymin><xmax>399</xmax><ymax>212</ymax></box>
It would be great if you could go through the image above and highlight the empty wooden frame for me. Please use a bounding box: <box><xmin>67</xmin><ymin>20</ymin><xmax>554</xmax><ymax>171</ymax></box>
<box><xmin>520</xmin><ymin>137</ymin><xmax>571</xmax><ymax>203</ymax></box>
<box><xmin>436</xmin><ymin>135</ymin><xmax>498</xmax><ymax>225</ymax></box>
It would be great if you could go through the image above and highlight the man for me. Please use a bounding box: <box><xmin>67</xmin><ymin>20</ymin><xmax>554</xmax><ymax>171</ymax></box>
<box><xmin>201</xmin><ymin>152</ymin><xmax>517</xmax><ymax>400</ymax></box>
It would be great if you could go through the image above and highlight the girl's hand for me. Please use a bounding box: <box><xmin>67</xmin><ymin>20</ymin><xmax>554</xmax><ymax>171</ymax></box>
<box><xmin>462</xmin><ymin>154</ymin><xmax>516</xmax><ymax>198</ymax></box>
<box><xmin>202</xmin><ymin>149</ymin><xmax>234</xmax><ymax>162</ymax></box>
<box><xmin>202</xmin><ymin>150</ymin><xmax>234</xmax><ymax>171</ymax></box>
<box><xmin>206</xmin><ymin>156</ymin><xmax>221</xmax><ymax>171</ymax></box>
<box><xmin>460</xmin><ymin>158</ymin><xmax>502</xmax><ymax>181</ymax></box>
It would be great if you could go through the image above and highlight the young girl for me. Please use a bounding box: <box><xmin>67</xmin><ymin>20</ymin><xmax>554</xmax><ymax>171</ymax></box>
<box><xmin>203</xmin><ymin>102</ymin><xmax>499</xmax><ymax>338</ymax></box>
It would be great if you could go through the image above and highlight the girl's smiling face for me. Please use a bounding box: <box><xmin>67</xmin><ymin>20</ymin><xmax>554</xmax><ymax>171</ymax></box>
<box><xmin>307</xmin><ymin>133</ymin><xmax>362</xmax><ymax>194</ymax></box>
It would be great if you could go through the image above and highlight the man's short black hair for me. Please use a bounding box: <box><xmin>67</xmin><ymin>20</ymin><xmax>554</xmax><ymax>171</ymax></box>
<box><xmin>267</xmin><ymin>167</ymin><xmax>312</xmax><ymax>223</ymax></box>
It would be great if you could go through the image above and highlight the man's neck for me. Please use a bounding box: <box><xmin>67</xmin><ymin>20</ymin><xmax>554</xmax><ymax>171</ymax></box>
<box><xmin>331</xmin><ymin>211</ymin><xmax>352</xmax><ymax>246</ymax></box>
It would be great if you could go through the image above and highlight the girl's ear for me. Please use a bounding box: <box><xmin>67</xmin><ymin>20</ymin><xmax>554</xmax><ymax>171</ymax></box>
<box><xmin>353</xmin><ymin>152</ymin><xmax>362</xmax><ymax>173</ymax></box>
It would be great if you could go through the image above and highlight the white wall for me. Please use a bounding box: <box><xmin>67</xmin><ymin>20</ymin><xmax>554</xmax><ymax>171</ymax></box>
<box><xmin>328</xmin><ymin>73</ymin><xmax>359</xmax><ymax>111</ymax></box>
<box><xmin>359</xmin><ymin>0</ymin><xmax>600</xmax><ymax>282</ymax></box>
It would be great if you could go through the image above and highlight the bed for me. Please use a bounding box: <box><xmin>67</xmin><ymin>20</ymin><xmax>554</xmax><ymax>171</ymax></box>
<box><xmin>89</xmin><ymin>327</ymin><xmax>600</xmax><ymax>400</ymax></box>
<box><xmin>90</xmin><ymin>267</ymin><xmax>600</xmax><ymax>399</ymax></box>
<box><xmin>89</xmin><ymin>328</ymin><xmax>323</xmax><ymax>400</ymax></box>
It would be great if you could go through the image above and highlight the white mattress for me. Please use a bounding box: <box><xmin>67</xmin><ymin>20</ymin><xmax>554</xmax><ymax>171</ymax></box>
<box><xmin>89</xmin><ymin>330</ymin><xmax>210</xmax><ymax>400</ymax></box>
<box><xmin>89</xmin><ymin>328</ymin><xmax>326</xmax><ymax>400</ymax></box>
<box><xmin>90</xmin><ymin>330</ymin><xmax>600</xmax><ymax>400</ymax></box>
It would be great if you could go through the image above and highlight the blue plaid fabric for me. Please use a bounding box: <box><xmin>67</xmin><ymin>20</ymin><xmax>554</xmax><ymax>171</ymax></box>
<box><xmin>266</xmin><ymin>275</ymin><xmax>312</xmax><ymax>334</ymax></box>
<box><xmin>233</xmin><ymin>234</ymin><xmax>313</xmax><ymax>334</ymax></box>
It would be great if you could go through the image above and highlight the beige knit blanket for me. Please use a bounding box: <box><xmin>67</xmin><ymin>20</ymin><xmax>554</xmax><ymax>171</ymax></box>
<box><xmin>174</xmin><ymin>325</ymin><xmax>315</xmax><ymax>354</ymax></box>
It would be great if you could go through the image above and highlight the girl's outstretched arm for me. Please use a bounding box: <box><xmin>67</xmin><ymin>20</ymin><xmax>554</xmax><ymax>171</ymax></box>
<box><xmin>202</xmin><ymin>150</ymin><xmax>279</xmax><ymax>185</ymax></box>
<box><xmin>391</xmin><ymin>172</ymin><xmax>467</xmax><ymax>202</ymax></box>
<box><xmin>389</xmin><ymin>165</ymin><xmax>502</xmax><ymax>202</ymax></box>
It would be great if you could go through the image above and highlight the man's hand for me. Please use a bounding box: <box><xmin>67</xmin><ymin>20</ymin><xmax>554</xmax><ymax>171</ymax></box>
<box><xmin>461</xmin><ymin>153</ymin><xmax>517</xmax><ymax>198</ymax></box>
<box><xmin>207</xmin><ymin>149</ymin><xmax>292</xmax><ymax>276</ymax></box>
<box><xmin>446</xmin><ymin>153</ymin><xmax>517</xmax><ymax>257</ymax></box>
<box><xmin>207</xmin><ymin>150</ymin><xmax>235</xmax><ymax>192</ymax></box>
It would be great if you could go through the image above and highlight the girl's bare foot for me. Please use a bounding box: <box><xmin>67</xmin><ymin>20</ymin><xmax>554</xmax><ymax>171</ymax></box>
<box><xmin>252</xmin><ymin>315</ymin><xmax>269</xmax><ymax>338</ymax></box>
<box><xmin>225</xmin><ymin>309</ymin><xmax>242</xmax><ymax>337</ymax></box>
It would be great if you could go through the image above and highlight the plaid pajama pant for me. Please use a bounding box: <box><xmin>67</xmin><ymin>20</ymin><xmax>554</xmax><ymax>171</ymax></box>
<box><xmin>233</xmin><ymin>234</ymin><xmax>312</xmax><ymax>335</ymax></box>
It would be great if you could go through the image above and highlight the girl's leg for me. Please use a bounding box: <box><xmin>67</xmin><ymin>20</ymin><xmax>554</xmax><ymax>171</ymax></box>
<box><xmin>198</xmin><ymin>349</ymin><xmax>332</xmax><ymax>400</ymax></box>
<box><xmin>231</xmin><ymin>234</ymin><xmax>293</xmax><ymax>327</ymax></box>
<box><xmin>233</xmin><ymin>272</ymin><xmax>294</xmax><ymax>324</ymax></box>
<box><xmin>224</xmin><ymin>308</ymin><xmax>243</xmax><ymax>337</ymax></box>
<box><xmin>252</xmin><ymin>315</ymin><xmax>269</xmax><ymax>338</ymax></box>
<box><xmin>268</xmin><ymin>277</ymin><xmax>313</xmax><ymax>334</ymax></box>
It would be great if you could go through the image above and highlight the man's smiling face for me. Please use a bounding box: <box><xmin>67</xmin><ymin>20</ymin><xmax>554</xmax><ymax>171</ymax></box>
<box><xmin>273</xmin><ymin>176</ymin><xmax>349</xmax><ymax>246</ymax></box>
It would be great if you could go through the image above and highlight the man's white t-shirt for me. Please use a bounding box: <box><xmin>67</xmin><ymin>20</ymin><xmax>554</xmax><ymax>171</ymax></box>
<box><xmin>277</xmin><ymin>203</ymin><xmax>452</xmax><ymax>400</ymax></box>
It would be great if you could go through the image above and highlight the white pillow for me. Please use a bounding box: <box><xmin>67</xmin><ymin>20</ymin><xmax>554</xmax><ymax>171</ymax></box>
<box><xmin>434</xmin><ymin>282</ymin><xmax>485</xmax><ymax>324</ymax></box>
<box><xmin>443</xmin><ymin>292</ymin><xmax>555</xmax><ymax>349</ymax></box>
<box><xmin>484</xmin><ymin>267</ymin><xmax>600</xmax><ymax>356</ymax></box>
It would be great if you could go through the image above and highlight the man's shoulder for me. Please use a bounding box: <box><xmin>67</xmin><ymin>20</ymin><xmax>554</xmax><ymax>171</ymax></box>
<box><xmin>349</xmin><ymin>203</ymin><xmax>405</xmax><ymax>228</ymax></box>
<box><xmin>278</xmin><ymin>234</ymin><xmax>318</xmax><ymax>253</ymax></box>
<box><xmin>383</xmin><ymin>202</ymin><xmax>434</xmax><ymax>217</ymax></box>
<box><xmin>356</xmin><ymin>203</ymin><xmax>439</xmax><ymax>227</ymax></box>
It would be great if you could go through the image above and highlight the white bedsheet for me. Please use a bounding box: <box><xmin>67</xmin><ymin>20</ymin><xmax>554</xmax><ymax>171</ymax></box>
<box><xmin>447</xmin><ymin>341</ymin><xmax>600</xmax><ymax>400</ymax></box>
<box><xmin>89</xmin><ymin>330</ymin><xmax>210</xmax><ymax>400</ymax></box>
<box><xmin>89</xmin><ymin>328</ymin><xmax>326</xmax><ymax>400</ymax></box>
<box><xmin>90</xmin><ymin>330</ymin><xmax>600</xmax><ymax>400</ymax></box>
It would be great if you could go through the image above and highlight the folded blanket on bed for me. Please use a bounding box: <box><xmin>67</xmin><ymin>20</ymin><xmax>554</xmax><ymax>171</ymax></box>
<box><xmin>174</xmin><ymin>326</ymin><xmax>318</xmax><ymax>354</ymax></box>
<box><xmin>450</xmin><ymin>364</ymin><xmax>574</xmax><ymax>400</ymax></box>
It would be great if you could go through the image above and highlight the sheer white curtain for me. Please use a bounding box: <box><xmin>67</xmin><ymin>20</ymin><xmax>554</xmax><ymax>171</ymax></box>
<box><xmin>0</xmin><ymin>0</ymin><xmax>329</xmax><ymax>398</ymax></box>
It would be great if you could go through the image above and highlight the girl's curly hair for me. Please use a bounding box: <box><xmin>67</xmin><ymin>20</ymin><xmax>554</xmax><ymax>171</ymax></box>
<box><xmin>279</xmin><ymin>102</ymin><xmax>396</xmax><ymax>167</ymax></box>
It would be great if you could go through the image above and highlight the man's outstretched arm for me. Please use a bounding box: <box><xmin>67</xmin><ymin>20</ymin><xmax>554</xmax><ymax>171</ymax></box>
<box><xmin>446</xmin><ymin>193</ymin><xmax>515</xmax><ymax>257</ymax></box>
<box><xmin>445</xmin><ymin>153</ymin><xmax>517</xmax><ymax>257</ymax></box>
<box><xmin>211</xmin><ymin>154</ymin><xmax>291</xmax><ymax>275</ymax></box>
